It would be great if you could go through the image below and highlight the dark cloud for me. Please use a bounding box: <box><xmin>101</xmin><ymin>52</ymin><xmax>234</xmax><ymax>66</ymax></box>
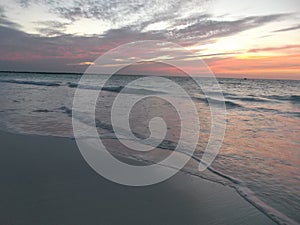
<box><xmin>96</xmin><ymin>13</ymin><xmax>289</xmax><ymax>47</ymax></box>
<box><xmin>16</xmin><ymin>0</ymin><xmax>61</xmax><ymax>8</ymax></box>
<box><xmin>16</xmin><ymin>0</ymin><xmax>31</xmax><ymax>8</ymax></box>
<box><xmin>0</xmin><ymin>24</ymin><xmax>164</xmax><ymax>72</ymax></box>
<box><xmin>34</xmin><ymin>20</ymin><xmax>70</xmax><ymax>36</ymax></box>
<box><xmin>198</xmin><ymin>52</ymin><xmax>241</xmax><ymax>57</ymax></box>
<box><xmin>0</xmin><ymin>9</ymin><xmax>291</xmax><ymax>72</ymax></box>
<box><xmin>35</xmin><ymin>27</ymin><xmax>65</xmax><ymax>36</ymax></box>
<box><xmin>273</xmin><ymin>24</ymin><xmax>300</xmax><ymax>32</ymax></box>
<box><xmin>0</xmin><ymin>25</ymin><xmax>97</xmax><ymax>59</ymax></box>
<box><xmin>0</xmin><ymin>5</ymin><xmax>21</xmax><ymax>28</ymax></box>
<box><xmin>34</xmin><ymin>20</ymin><xmax>70</xmax><ymax>28</ymax></box>
<box><xmin>248</xmin><ymin>44</ymin><xmax>300</xmax><ymax>53</ymax></box>
<box><xmin>164</xmin><ymin>13</ymin><xmax>289</xmax><ymax>45</ymax></box>
<box><xmin>15</xmin><ymin>0</ymin><xmax>210</xmax><ymax>27</ymax></box>
<box><xmin>51</xmin><ymin>0</ymin><xmax>187</xmax><ymax>22</ymax></box>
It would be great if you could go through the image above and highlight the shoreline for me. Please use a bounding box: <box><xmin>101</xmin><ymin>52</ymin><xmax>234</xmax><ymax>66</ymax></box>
<box><xmin>0</xmin><ymin>130</ymin><xmax>278</xmax><ymax>225</ymax></box>
<box><xmin>2</xmin><ymin>130</ymin><xmax>298</xmax><ymax>225</ymax></box>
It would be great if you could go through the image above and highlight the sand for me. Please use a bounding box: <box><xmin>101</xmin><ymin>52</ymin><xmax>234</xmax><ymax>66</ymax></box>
<box><xmin>0</xmin><ymin>131</ymin><xmax>276</xmax><ymax>225</ymax></box>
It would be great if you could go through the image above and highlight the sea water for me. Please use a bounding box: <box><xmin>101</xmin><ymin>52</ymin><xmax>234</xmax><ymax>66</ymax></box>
<box><xmin>0</xmin><ymin>72</ymin><xmax>299</xmax><ymax>224</ymax></box>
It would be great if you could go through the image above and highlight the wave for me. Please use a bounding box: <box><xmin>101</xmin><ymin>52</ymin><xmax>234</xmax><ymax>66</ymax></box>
<box><xmin>290</xmin><ymin>95</ymin><xmax>300</xmax><ymax>103</ymax></box>
<box><xmin>67</xmin><ymin>82</ymin><xmax>165</xmax><ymax>95</ymax></box>
<box><xmin>192</xmin><ymin>95</ymin><xmax>299</xmax><ymax>117</ymax></box>
<box><xmin>226</xmin><ymin>96</ymin><xmax>270</xmax><ymax>102</ymax></box>
<box><xmin>0</xmin><ymin>79</ymin><xmax>61</xmax><ymax>87</ymax></box>
<box><xmin>32</xmin><ymin>109</ymin><xmax>54</xmax><ymax>113</ymax></box>
<box><xmin>57</xmin><ymin>106</ymin><xmax>72</xmax><ymax>116</ymax></box>
<box><xmin>0</xmin><ymin>79</ymin><xmax>163</xmax><ymax>95</ymax></box>
<box><xmin>59</xmin><ymin>105</ymin><xmax>181</xmax><ymax>150</ymax></box>
<box><xmin>192</xmin><ymin>96</ymin><xmax>243</xmax><ymax>109</ymax></box>
<box><xmin>202</xmin><ymin>91</ymin><xmax>272</xmax><ymax>103</ymax></box>
<box><xmin>255</xmin><ymin>107</ymin><xmax>300</xmax><ymax>117</ymax></box>
<box><xmin>219</xmin><ymin>81</ymin><xmax>242</xmax><ymax>85</ymax></box>
<box><xmin>263</xmin><ymin>95</ymin><xmax>300</xmax><ymax>104</ymax></box>
<box><xmin>203</xmin><ymin>91</ymin><xmax>235</xmax><ymax>97</ymax></box>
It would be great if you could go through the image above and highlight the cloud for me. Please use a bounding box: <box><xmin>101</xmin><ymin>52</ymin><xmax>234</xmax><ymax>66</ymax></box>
<box><xmin>198</xmin><ymin>52</ymin><xmax>241</xmax><ymax>57</ymax></box>
<box><xmin>0</xmin><ymin>0</ymin><xmax>296</xmax><ymax>75</ymax></box>
<box><xmin>67</xmin><ymin>61</ymin><xmax>94</xmax><ymax>66</ymax></box>
<box><xmin>0</xmin><ymin>24</ymin><xmax>164</xmax><ymax>72</ymax></box>
<box><xmin>106</xmin><ymin>13</ymin><xmax>289</xmax><ymax>47</ymax></box>
<box><xmin>0</xmin><ymin>10</ymin><xmax>292</xmax><ymax>72</ymax></box>
<box><xmin>0</xmin><ymin>5</ymin><xmax>21</xmax><ymax>29</ymax></box>
<box><xmin>0</xmin><ymin>12</ymin><xmax>285</xmax><ymax>62</ymax></box>
<box><xmin>17</xmin><ymin>0</ymin><xmax>289</xmax><ymax>41</ymax></box>
<box><xmin>34</xmin><ymin>20</ymin><xmax>70</xmax><ymax>36</ymax></box>
<box><xmin>17</xmin><ymin>0</ymin><xmax>192</xmax><ymax>23</ymax></box>
<box><xmin>248</xmin><ymin>44</ymin><xmax>300</xmax><ymax>53</ymax></box>
<box><xmin>16</xmin><ymin>0</ymin><xmax>31</xmax><ymax>8</ymax></box>
<box><xmin>126</xmin><ymin>13</ymin><xmax>288</xmax><ymax>47</ymax></box>
<box><xmin>0</xmin><ymin>25</ymin><xmax>102</xmax><ymax>61</ymax></box>
<box><xmin>12</xmin><ymin>0</ymin><xmax>291</xmax><ymax>43</ymax></box>
<box><xmin>273</xmin><ymin>24</ymin><xmax>300</xmax><ymax>32</ymax></box>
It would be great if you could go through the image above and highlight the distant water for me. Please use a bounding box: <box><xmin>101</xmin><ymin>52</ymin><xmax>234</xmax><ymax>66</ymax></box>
<box><xmin>0</xmin><ymin>72</ymin><xmax>299</xmax><ymax>224</ymax></box>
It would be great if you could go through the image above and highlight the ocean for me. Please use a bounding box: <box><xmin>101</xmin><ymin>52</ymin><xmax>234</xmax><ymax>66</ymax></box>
<box><xmin>0</xmin><ymin>72</ymin><xmax>299</xmax><ymax>224</ymax></box>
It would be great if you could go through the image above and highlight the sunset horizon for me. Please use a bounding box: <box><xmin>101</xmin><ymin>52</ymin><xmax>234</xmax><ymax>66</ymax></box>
<box><xmin>0</xmin><ymin>0</ymin><xmax>300</xmax><ymax>79</ymax></box>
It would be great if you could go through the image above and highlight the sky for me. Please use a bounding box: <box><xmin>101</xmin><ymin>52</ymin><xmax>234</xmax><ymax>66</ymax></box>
<box><xmin>0</xmin><ymin>0</ymin><xmax>299</xmax><ymax>79</ymax></box>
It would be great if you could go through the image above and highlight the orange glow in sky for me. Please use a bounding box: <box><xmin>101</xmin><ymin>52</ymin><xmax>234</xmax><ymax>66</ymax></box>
<box><xmin>207</xmin><ymin>54</ymin><xmax>300</xmax><ymax>79</ymax></box>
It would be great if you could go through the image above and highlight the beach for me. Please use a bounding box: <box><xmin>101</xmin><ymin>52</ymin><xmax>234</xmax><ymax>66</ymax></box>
<box><xmin>0</xmin><ymin>130</ymin><xmax>277</xmax><ymax>225</ymax></box>
<box><xmin>1</xmin><ymin>0</ymin><xmax>300</xmax><ymax>224</ymax></box>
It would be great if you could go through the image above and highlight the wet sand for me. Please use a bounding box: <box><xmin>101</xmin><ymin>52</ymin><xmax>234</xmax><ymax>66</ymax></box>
<box><xmin>0</xmin><ymin>131</ymin><xmax>276</xmax><ymax>225</ymax></box>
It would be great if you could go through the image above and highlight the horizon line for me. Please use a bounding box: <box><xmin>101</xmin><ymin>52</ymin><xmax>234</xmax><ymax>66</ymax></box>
<box><xmin>0</xmin><ymin>70</ymin><xmax>299</xmax><ymax>81</ymax></box>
